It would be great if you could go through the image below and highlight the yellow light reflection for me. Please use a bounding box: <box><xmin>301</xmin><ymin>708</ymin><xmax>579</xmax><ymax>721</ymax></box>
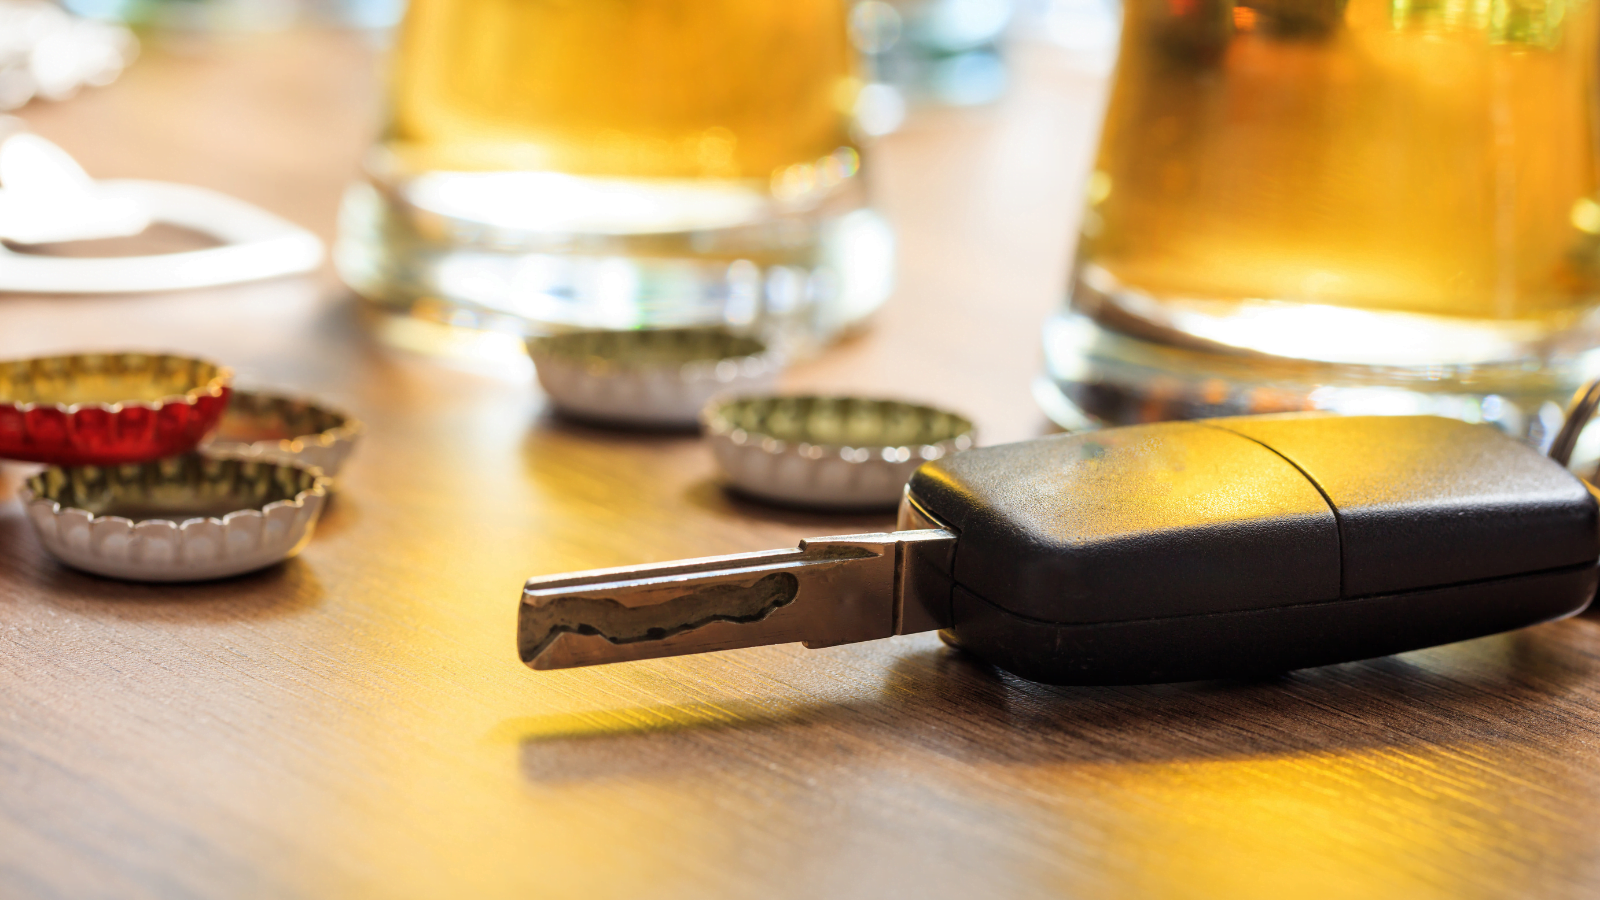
<box><xmin>1054</xmin><ymin>746</ymin><xmax>1558</xmax><ymax>900</ymax></box>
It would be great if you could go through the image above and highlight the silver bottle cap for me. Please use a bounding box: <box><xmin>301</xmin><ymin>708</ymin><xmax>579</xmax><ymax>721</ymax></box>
<box><xmin>704</xmin><ymin>395</ymin><xmax>976</xmax><ymax>510</ymax></box>
<box><xmin>528</xmin><ymin>327</ymin><xmax>780</xmax><ymax>428</ymax></box>
<box><xmin>19</xmin><ymin>452</ymin><xmax>329</xmax><ymax>582</ymax></box>
<box><xmin>203</xmin><ymin>389</ymin><xmax>363</xmax><ymax>479</ymax></box>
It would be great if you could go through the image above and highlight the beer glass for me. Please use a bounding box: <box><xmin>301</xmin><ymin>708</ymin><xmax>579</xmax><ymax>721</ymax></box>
<box><xmin>337</xmin><ymin>0</ymin><xmax>893</xmax><ymax>350</ymax></box>
<box><xmin>1045</xmin><ymin>0</ymin><xmax>1600</xmax><ymax>439</ymax></box>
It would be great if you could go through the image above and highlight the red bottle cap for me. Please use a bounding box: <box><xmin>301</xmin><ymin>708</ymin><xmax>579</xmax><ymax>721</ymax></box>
<box><xmin>0</xmin><ymin>352</ymin><xmax>232</xmax><ymax>465</ymax></box>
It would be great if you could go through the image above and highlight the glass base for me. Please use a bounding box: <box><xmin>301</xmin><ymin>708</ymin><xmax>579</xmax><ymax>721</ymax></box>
<box><xmin>1041</xmin><ymin>309</ymin><xmax>1600</xmax><ymax>452</ymax></box>
<box><xmin>334</xmin><ymin>175</ymin><xmax>895</xmax><ymax>357</ymax></box>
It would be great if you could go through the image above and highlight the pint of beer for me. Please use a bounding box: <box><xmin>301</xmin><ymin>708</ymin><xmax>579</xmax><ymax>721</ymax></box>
<box><xmin>1071</xmin><ymin>0</ymin><xmax>1600</xmax><ymax>366</ymax></box>
<box><xmin>338</xmin><ymin>0</ymin><xmax>892</xmax><ymax>344</ymax></box>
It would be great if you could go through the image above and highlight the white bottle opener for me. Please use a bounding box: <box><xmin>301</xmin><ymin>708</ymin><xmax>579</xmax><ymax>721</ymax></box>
<box><xmin>0</xmin><ymin>127</ymin><xmax>323</xmax><ymax>293</ymax></box>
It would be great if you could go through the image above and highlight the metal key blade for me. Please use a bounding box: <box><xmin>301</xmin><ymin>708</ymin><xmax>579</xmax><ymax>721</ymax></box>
<box><xmin>519</xmin><ymin>529</ymin><xmax>955</xmax><ymax>670</ymax></box>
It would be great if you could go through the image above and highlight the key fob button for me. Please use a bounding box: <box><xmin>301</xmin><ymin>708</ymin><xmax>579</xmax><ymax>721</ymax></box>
<box><xmin>1211</xmin><ymin>415</ymin><xmax>1600</xmax><ymax>596</ymax></box>
<box><xmin>907</xmin><ymin>421</ymin><xmax>1341</xmax><ymax>623</ymax></box>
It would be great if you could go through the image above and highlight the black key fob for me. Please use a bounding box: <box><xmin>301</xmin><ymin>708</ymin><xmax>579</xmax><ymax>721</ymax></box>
<box><xmin>904</xmin><ymin>415</ymin><xmax>1600</xmax><ymax>684</ymax></box>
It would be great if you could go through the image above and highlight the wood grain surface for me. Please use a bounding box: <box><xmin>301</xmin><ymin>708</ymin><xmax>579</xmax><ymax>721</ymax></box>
<box><xmin>6</xmin><ymin>29</ymin><xmax>1600</xmax><ymax>900</ymax></box>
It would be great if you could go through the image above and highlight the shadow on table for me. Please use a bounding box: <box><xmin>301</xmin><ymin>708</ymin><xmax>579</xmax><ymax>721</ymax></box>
<box><xmin>0</xmin><ymin>510</ymin><xmax>325</xmax><ymax>622</ymax></box>
<box><xmin>520</xmin><ymin>412</ymin><xmax>900</xmax><ymax>530</ymax></box>
<box><xmin>682</xmin><ymin>477</ymin><xmax>899</xmax><ymax>531</ymax></box>
<box><xmin>530</xmin><ymin>408</ymin><xmax>702</xmax><ymax>442</ymax></box>
<box><xmin>512</xmin><ymin>622</ymin><xmax>1600</xmax><ymax>781</ymax></box>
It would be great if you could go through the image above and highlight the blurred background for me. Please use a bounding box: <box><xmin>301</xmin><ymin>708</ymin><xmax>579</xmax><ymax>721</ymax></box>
<box><xmin>12</xmin><ymin>0</ymin><xmax>1600</xmax><ymax>453</ymax></box>
<box><xmin>6</xmin><ymin>0</ymin><xmax>1127</xmax><ymax>448</ymax></box>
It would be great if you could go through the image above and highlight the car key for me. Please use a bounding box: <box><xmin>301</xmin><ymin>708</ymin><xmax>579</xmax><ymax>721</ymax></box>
<box><xmin>519</xmin><ymin>414</ymin><xmax>1600</xmax><ymax>684</ymax></box>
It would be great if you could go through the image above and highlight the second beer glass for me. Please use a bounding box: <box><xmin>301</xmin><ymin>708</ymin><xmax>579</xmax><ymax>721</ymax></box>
<box><xmin>1047</xmin><ymin>0</ymin><xmax>1600</xmax><ymax>437</ymax></box>
<box><xmin>338</xmin><ymin>0</ymin><xmax>893</xmax><ymax>347</ymax></box>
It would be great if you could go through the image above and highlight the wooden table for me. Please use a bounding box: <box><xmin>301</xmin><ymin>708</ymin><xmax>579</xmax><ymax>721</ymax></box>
<box><xmin>6</xmin><ymin>29</ymin><xmax>1600</xmax><ymax>900</ymax></box>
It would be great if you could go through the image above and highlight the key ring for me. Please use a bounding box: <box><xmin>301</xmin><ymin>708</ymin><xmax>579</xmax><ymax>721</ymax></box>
<box><xmin>1549</xmin><ymin>378</ymin><xmax>1600</xmax><ymax>468</ymax></box>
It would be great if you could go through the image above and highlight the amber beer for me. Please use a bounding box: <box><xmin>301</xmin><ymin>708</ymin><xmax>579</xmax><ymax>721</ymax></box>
<box><xmin>1073</xmin><ymin>0</ymin><xmax>1600</xmax><ymax>364</ymax></box>
<box><xmin>388</xmin><ymin>0</ymin><xmax>856</xmax><ymax>180</ymax></box>
<box><xmin>338</xmin><ymin>0</ymin><xmax>890</xmax><ymax>343</ymax></box>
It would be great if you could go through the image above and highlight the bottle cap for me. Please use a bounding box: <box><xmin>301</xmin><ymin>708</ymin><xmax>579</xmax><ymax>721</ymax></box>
<box><xmin>703</xmin><ymin>395</ymin><xmax>976</xmax><ymax>510</ymax></box>
<box><xmin>527</xmin><ymin>327</ymin><xmax>780</xmax><ymax>428</ymax></box>
<box><xmin>204</xmin><ymin>389</ymin><xmax>363</xmax><ymax>479</ymax></box>
<box><xmin>19</xmin><ymin>452</ymin><xmax>329</xmax><ymax>582</ymax></box>
<box><xmin>0</xmin><ymin>352</ymin><xmax>231</xmax><ymax>465</ymax></box>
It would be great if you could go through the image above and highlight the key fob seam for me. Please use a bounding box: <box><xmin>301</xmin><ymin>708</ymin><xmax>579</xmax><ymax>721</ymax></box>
<box><xmin>1196</xmin><ymin>419</ymin><xmax>1347</xmax><ymax>597</ymax></box>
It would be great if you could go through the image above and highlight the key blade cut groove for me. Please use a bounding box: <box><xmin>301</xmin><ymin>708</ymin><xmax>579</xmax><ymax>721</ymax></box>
<box><xmin>520</xmin><ymin>535</ymin><xmax>904</xmax><ymax>670</ymax></box>
<box><xmin>520</xmin><ymin>570</ymin><xmax>807</xmax><ymax>663</ymax></box>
